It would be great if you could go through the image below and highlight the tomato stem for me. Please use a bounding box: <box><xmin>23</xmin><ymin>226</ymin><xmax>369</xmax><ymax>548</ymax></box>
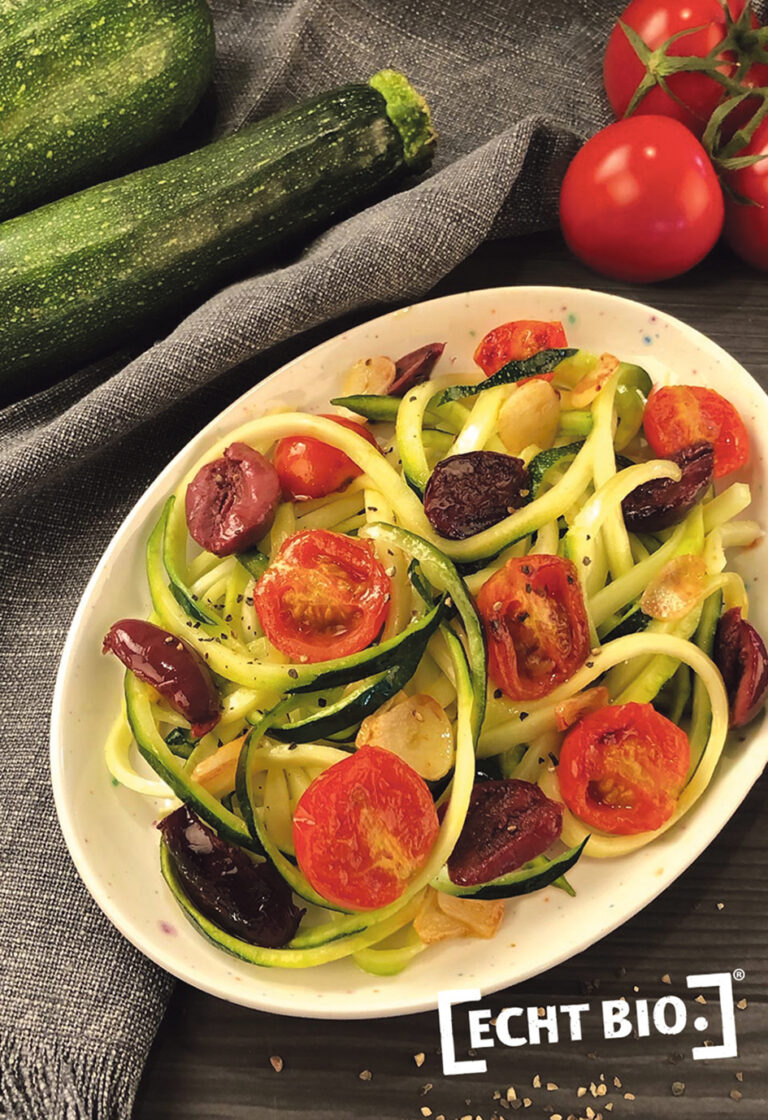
<box><xmin>619</xmin><ymin>1</ymin><xmax>768</xmax><ymax>150</ymax></box>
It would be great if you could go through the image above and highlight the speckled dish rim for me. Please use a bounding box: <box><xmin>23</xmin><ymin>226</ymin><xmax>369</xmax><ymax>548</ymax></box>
<box><xmin>51</xmin><ymin>286</ymin><xmax>768</xmax><ymax>1019</ymax></box>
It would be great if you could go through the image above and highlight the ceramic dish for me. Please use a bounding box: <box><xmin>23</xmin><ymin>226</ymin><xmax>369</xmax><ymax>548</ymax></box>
<box><xmin>51</xmin><ymin>285</ymin><xmax>768</xmax><ymax>1018</ymax></box>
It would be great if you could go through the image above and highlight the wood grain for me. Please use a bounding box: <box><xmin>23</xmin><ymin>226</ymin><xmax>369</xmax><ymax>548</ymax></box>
<box><xmin>133</xmin><ymin>232</ymin><xmax>768</xmax><ymax>1120</ymax></box>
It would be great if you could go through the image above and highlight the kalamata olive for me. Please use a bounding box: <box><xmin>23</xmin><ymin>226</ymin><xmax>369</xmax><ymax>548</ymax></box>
<box><xmin>423</xmin><ymin>451</ymin><xmax>530</xmax><ymax>540</ymax></box>
<box><xmin>103</xmin><ymin>618</ymin><xmax>219</xmax><ymax>736</ymax></box>
<box><xmin>158</xmin><ymin>805</ymin><xmax>304</xmax><ymax>947</ymax></box>
<box><xmin>714</xmin><ymin>607</ymin><xmax>768</xmax><ymax>728</ymax></box>
<box><xmin>389</xmin><ymin>342</ymin><xmax>445</xmax><ymax>396</ymax></box>
<box><xmin>446</xmin><ymin>779</ymin><xmax>563</xmax><ymax>886</ymax></box>
<box><xmin>622</xmin><ymin>440</ymin><xmax>714</xmax><ymax>532</ymax></box>
<box><xmin>185</xmin><ymin>441</ymin><xmax>280</xmax><ymax>557</ymax></box>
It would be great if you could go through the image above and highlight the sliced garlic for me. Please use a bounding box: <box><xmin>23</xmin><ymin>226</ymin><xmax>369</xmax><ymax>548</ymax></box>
<box><xmin>342</xmin><ymin>355</ymin><xmax>396</xmax><ymax>396</ymax></box>
<box><xmin>356</xmin><ymin>692</ymin><xmax>454</xmax><ymax>780</ymax></box>
<box><xmin>414</xmin><ymin>887</ymin><xmax>505</xmax><ymax>944</ymax></box>
<box><xmin>640</xmin><ymin>554</ymin><xmax>708</xmax><ymax>620</ymax></box>
<box><xmin>497</xmin><ymin>379</ymin><xmax>560</xmax><ymax>457</ymax></box>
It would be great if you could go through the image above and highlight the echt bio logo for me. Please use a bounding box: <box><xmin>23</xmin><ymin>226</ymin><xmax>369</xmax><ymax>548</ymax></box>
<box><xmin>438</xmin><ymin>972</ymin><xmax>739</xmax><ymax>1076</ymax></box>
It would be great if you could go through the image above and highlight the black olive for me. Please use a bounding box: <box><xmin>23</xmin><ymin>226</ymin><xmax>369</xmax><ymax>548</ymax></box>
<box><xmin>158</xmin><ymin>806</ymin><xmax>304</xmax><ymax>947</ymax></box>
<box><xmin>622</xmin><ymin>441</ymin><xmax>714</xmax><ymax>532</ymax></box>
<box><xmin>443</xmin><ymin>780</ymin><xmax>562</xmax><ymax>886</ymax></box>
<box><xmin>714</xmin><ymin>608</ymin><xmax>768</xmax><ymax>728</ymax></box>
<box><xmin>424</xmin><ymin>451</ymin><xmax>530</xmax><ymax>540</ymax></box>
<box><xmin>389</xmin><ymin>342</ymin><xmax>445</xmax><ymax>395</ymax></box>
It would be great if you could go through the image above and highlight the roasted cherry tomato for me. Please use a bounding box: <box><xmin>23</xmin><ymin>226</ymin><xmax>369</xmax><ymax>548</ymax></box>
<box><xmin>446</xmin><ymin>780</ymin><xmax>563</xmax><ymax>886</ymax></box>
<box><xmin>159</xmin><ymin>806</ymin><xmax>303</xmax><ymax>947</ymax></box>
<box><xmin>474</xmin><ymin>320</ymin><xmax>567</xmax><ymax>377</ymax></box>
<box><xmin>476</xmin><ymin>555</ymin><xmax>590</xmax><ymax>701</ymax></box>
<box><xmin>714</xmin><ymin>608</ymin><xmax>768</xmax><ymax>727</ymax></box>
<box><xmin>558</xmin><ymin>702</ymin><xmax>690</xmax><ymax>835</ymax></box>
<box><xmin>643</xmin><ymin>385</ymin><xmax>750</xmax><ymax>479</ymax></box>
<box><xmin>559</xmin><ymin>116</ymin><xmax>723</xmax><ymax>282</ymax></box>
<box><xmin>253</xmin><ymin>529</ymin><xmax>390</xmax><ymax>663</ymax></box>
<box><xmin>292</xmin><ymin>744</ymin><xmax>439</xmax><ymax>910</ymax></box>
<box><xmin>185</xmin><ymin>442</ymin><xmax>280</xmax><ymax>557</ymax></box>
<box><xmin>603</xmin><ymin>0</ymin><xmax>751</xmax><ymax>138</ymax></box>
<box><xmin>273</xmin><ymin>414</ymin><xmax>378</xmax><ymax>501</ymax></box>
<box><xmin>103</xmin><ymin>618</ymin><xmax>219</xmax><ymax>736</ymax></box>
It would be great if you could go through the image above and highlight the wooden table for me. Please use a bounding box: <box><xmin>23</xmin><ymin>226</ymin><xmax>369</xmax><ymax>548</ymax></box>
<box><xmin>133</xmin><ymin>231</ymin><xmax>768</xmax><ymax>1120</ymax></box>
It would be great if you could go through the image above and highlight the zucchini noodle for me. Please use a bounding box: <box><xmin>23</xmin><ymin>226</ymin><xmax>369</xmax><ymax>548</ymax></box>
<box><xmin>449</xmin><ymin>384</ymin><xmax>507</xmax><ymax>456</ymax></box>
<box><xmin>105</xmin><ymin>709</ymin><xmax>172</xmax><ymax>798</ymax></box>
<box><xmin>105</xmin><ymin>332</ymin><xmax>760</xmax><ymax>976</ymax></box>
<box><xmin>592</xmin><ymin>506</ymin><xmax>704</xmax><ymax>633</ymax></box>
<box><xmin>589</xmin><ymin>370</ymin><xmax>634</xmax><ymax>580</ymax></box>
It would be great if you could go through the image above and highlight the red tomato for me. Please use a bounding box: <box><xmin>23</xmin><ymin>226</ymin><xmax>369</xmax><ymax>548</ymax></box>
<box><xmin>476</xmin><ymin>555</ymin><xmax>590</xmax><ymax>702</ymax></box>
<box><xmin>558</xmin><ymin>702</ymin><xmax>690</xmax><ymax>834</ymax></box>
<box><xmin>603</xmin><ymin>0</ymin><xmax>750</xmax><ymax>138</ymax></box>
<box><xmin>643</xmin><ymin>385</ymin><xmax>750</xmax><ymax>478</ymax></box>
<box><xmin>292</xmin><ymin>745</ymin><xmax>439</xmax><ymax>910</ymax></box>
<box><xmin>724</xmin><ymin>117</ymin><xmax>768</xmax><ymax>271</ymax></box>
<box><xmin>273</xmin><ymin>414</ymin><xmax>378</xmax><ymax>501</ymax></box>
<box><xmin>559</xmin><ymin>116</ymin><xmax>724</xmax><ymax>282</ymax></box>
<box><xmin>474</xmin><ymin>320</ymin><xmax>568</xmax><ymax>377</ymax></box>
<box><xmin>253</xmin><ymin>530</ymin><xmax>390</xmax><ymax>663</ymax></box>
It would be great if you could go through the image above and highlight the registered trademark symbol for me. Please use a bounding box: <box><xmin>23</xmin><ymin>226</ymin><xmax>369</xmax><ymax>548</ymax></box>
<box><xmin>733</xmin><ymin>968</ymin><xmax>746</xmax><ymax>982</ymax></box>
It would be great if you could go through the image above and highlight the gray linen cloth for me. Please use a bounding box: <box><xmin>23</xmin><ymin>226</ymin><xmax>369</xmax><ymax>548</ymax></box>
<box><xmin>0</xmin><ymin>0</ymin><xmax>640</xmax><ymax>1114</ymax></box>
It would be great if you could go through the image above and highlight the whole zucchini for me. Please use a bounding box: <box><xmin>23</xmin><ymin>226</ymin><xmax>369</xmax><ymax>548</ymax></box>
<box><xmin>0</xmin><ymin>70</ymin><xmax>435</xmax><ymax>400</ymax></box>
<box><xmin>0</xmin><ymin>0</ymin><xmax>214</xmax><ymax>219</ymax></box>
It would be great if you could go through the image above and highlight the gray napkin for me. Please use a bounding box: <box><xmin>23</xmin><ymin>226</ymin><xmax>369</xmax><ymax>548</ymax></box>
<box><xmin>1</xmin><ymin>0</ymin><xmax>629</xmax><ymax>1114</ymax></box>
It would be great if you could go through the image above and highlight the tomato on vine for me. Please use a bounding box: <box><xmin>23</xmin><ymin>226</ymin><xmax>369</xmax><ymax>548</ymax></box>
<box><xmin>559</xmin><ymin>116</ymin><xmax>724</xmax><ymax>282</ymax></box>
<box><xmin>603</xmin><ymin>0</ymin><xmax>761</xmax><ymax>138</ymax></box>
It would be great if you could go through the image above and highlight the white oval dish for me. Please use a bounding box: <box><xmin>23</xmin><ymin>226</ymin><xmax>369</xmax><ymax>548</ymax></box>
<box><xmin>51</xmin><ymin>286</ymin><xmax>768</xmax><ymax>1019</ymax></box>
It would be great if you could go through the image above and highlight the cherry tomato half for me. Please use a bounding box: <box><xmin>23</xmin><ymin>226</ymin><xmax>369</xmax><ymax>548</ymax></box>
<box><xmin>476</xmin><ymin>555</ymin><xmax>590</xmax><ymax>701</ymax></box>
<box><xmin>474</xmin><ymin>320</ymin><xmax>568</xmax><ymax>377</ymax></box>
<box><xmin>558</xmin><ymin>702</ymin><xmax>691</xmax><ymax>835</ymax></box>
<box><xmin>292</xmin><ymin>744</ymin><xmax>439</xmax><ymax>910</ymax></box>
<box><xmin>643</xmin><ymin>385</ymin><xmax>750</xmax><ymax>479</ymax></box>
<box><xmin>559</xmin><ymin>116</ymin><xmax>724</xmax><ymax>283</ymax></box>
<box><xmin>253</xmin><ymin>529</ymin><xmax>390</xmax><ymax>663</ymax></box>
<box><xmin>724</xmin><ymin>117</ymin><xmax>768</xmax><ymax>272</ymax></box>
<box><xmin>273</xmin><ymin>415</ymin><xmax>378</xmax><ymax>501</ymax></box>
<box><xmin>603</xmin><ymin>0</ymin><xmax>750</xmax><ymax>138</ymax></box>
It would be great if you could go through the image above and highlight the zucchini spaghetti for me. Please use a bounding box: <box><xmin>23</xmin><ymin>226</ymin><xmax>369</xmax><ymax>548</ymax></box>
<box><xmin>101</xmin><ymin>320</ymin><xmax>767</xmax><ymax>973</ymax></box>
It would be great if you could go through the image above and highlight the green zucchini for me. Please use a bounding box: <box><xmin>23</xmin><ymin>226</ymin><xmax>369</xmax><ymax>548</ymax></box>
<box><xmin>432</xmin><ymin>348</ymin><xmax>577</xmax><ymax>406</ymax></box>
<box><xmin>267</xmin><ymin>595</ymin><xmax>443</xmax><ymax>743</ymax></box>
<box><xmin>124</xmin><ymin>671</ymin><xmax>263</xmax><ymax>854</ymax></box>
<box><xmin>688</xmin><ymin>591</ymin><xmax>723</xmax><ymax>775</ymax></box>
<box><xmin>600</xmin><ymin>606</ymin><xmax>653</xmax><ymax>640</ymax></box>
<box><xmin>431</xmin><ymin>840</ymin><xmax>588</xmax><ymax>900</ymax></box>
<box><xmin>528</xmin><ymin>441</ymin><xmax>585</xmax><ymax>496</ymax></box>
<box><xmin>164</xmin><ymin>726</ymin><xmax>197</xmax><ymax>760</ymax></box>
<box><xmin>0</xmin><ymin>69</ymin><xmax>435</xmax><ymax>397</ymax></box>
<box><xmin>236</xmin><ymin>549</ymin><xmax>270</xmax><ymax>581</ymax></box>
<box><xmin>235</xmin><ymin>710</ymin><xmax>353</xmax><ymax>913</ymax></box>
<box><xmin>331</xmin><ymin>394</ymin><xmax>447</xmax><ymax>428</ymax></box>
<box><xmin>0</xmin><ymin>0</ymin><xmax>214</xmax><ymax>220</ymax></box>
<box><xmin>558</xmin><ymin>411</ymin><xmax>593</xmax><ymax>438</ymax></box>
<box><xmin>147</xmin><ymin>498</ymin><xmax>447</xmax><ymax>696</ymax></box>
<box><xmin>160</xmin><ymin>840</ymin><xmax>424</xmax><ymax>967</ymax></box>
<box><xmin>265</xmin><ymin>601</ymin><xmax>443</xmax><ymax>742</ymax></box>
<box><xmin>360</xmin><ymin>523</ymin><xmax>487</xmax><ymax>739</ymax></box>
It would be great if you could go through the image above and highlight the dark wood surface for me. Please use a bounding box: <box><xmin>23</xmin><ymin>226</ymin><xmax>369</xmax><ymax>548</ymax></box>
<box><xmin>133</xmin><ymin>232</ymin><xmax>768</xmax><ymax>1120</ymax></box>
